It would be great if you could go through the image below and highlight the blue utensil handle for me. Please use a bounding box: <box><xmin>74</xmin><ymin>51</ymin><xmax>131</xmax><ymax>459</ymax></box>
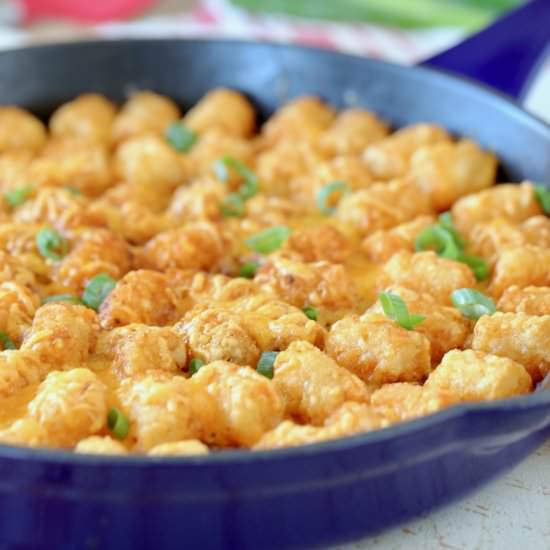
<box><xmin>423</xmin><ymin>0</ymin><xmax>550</xmax><ymax>101</ymax></box>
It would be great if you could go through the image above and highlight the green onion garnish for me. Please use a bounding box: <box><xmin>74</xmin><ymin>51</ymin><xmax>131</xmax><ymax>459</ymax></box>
<box><xmin>438</xmin><ymin>211</ymin><xmax>465</xmax><ymax>248</ymax></box>
<box><xmin>165</xmin><ymin>122</ymin><xmax>198</xmax><ymax>153</ymax></box>
<box><xmin>450</xmin><ymin>288</ymin><xmax>496</xmax><ymax>320</ymax></box>
<box><xmin>534</xmin><ymin>184</ymin><xmax>550</xmax><ymax>215</ymax></box>
<box><xmin>82</xmin><ymin>273</ymin><xmax>116</xmax><ymax>311</ymax></box>
<box><xmin>257</xmin><ymin>351</ymin><xmax>278</xmax><ymax>379</ymax></box>
<box><xmin>41</xmin><ymin>294</ymin><xmax>82</xmax><ymax>306</ymax></box>
<box><xmin>64</xmin><ymin>186</ymin><xmax>81</xmax><ymax>196</ymax></box>
<box><xmin>5</xmin><ymin>186</ymin><xmax>33</xmax><ymax>208</ymax></box>
<box><xmin>245</xmin><ymin>226</ymin><xmax>292</xmax><ymax>254</ymax></box>
<box><xmin>316</xmin><ymin>181</ymin><xmax>352</xmax><ymax>215</ymax></box>
<box><xmin>214</xmin><ymin>156</ymin><xmax>259</xmax><ymax>200</ymax></box>
<box><xmin>221</xmin><ymin>193</ymin><xmax>246</xmax><ymax>218</ymax></box>
<box><xmin>107</xmin><ymin>408</ymin><xmax>130</xmax><ymax>440</ymax></box>
<box><xmin>415</xmin><ymin>224</ymin><xmax>461</xmax><ymax>260</ymax></box>
<box><xmin>239</xmin><ymin>262</ymin><xmax>258</xmax><ymax>279</ymax></box>
<box><xmin>36</xmin><ymin>227</ymin><xmax>68</xmax><ymax>261</ymax></box>
<box><xmin>415</xmin><ymin>219</ymin><xmax>488</xmax><ymax>280</ymax></box>
<box><xmin>189</xmin><ymin>358</ymin><xmax>205</xmax><ymax>376</ymax></box>
<box><xmin>302</xmin><ymin>306</ymin><xmax>318</xmax><ymax>321</ymax></box>
<box><xmin>379</xmin><ymin>292</ymin><xmax>426</xmax><ymax>330</ymax></box>
<box><xmin>0</xmin><ymin>331</ymin><xmax>16</xmax><ymax>350</ymax></box>
<box><xmin>459</xmin><ymin>254</ymin><xmax>490</xmax><ymax>282</ymax></box>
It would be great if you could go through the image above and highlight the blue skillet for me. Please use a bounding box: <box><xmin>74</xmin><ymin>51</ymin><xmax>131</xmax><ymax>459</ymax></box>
<box><xmin>0</xmin><ymin>1</ymin><xmax>549</xmax><ymax>548</ymax></box>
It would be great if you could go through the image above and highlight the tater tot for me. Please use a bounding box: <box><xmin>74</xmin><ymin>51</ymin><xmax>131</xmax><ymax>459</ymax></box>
<box><xmin>190</xmin><ymin>361</ymin><xmax>284</xmax><ymax>447</ymax></box>
<box><xmin>254</xmin><ymin>402</ymin><xmax>388</xmax><ymax>450</ymax></box>
<box><xmin>362</xmin><ymin>215</ymin><xmax>436</xmax><ymax>262</ymax></box>
<box><xmin>255</xmin><ymin>257</ymin><xmax>357</xmax><ymax>310</ymax></box>
<box><xmin>49</xmin><ymin>94</ymin><xmax>116</xmax><ymax>145</ymax></box>
<box><xmin>56</xmin><ymin>228</ymin><xmax>132</xmax><ymax>292</ymax></box>
<box><xmin>427</xmin><ymin>349</ymin><xmax>532</xmax><ymax>401</ymax></box>
<box><xmin>22</xmin><ymin>303</ymin><xmax>99</xmax><ymax>366</ymax></box>
<box><xmin>138</xmin><ymin>222</ymin><xmax>228</xmax><ymax>272</ymax></box>
<box><xmin>96</xmin><ymin>324</ymin><xmax>186</xmax><ymax>378</ymax></box>
<box><xmin>245</xmin><ymin>195</ymin><xmax>304</xmax><ymax>227</ymax></box>
<box><xmin>0</xmin><ymin>106</ymin><xmax>47</xmax><ymax>154</ymax></box>
<box><xmin>0</xmin><ymin>251</ymin><xmax>36</xmax><ymax>290</ymax></box>
<box><xmin>237</xmin><ymin>297</ymin><xmax>326</xmax><ymax>351</ymax></box>
<box><xmin>99</xmin><ymin>270</ymin><xmax>184</xmax><ymax>329</ymax></box>
<box><xmin>114</xmin><ymin>135</ymin><xmax>188</xmax><ymax>197</ymax></box>
<box><xmin>187</xmin><ymin>130</ymin><xmax>255</xmax><ymax>181</ymax></box>
<box><xmin>14</xmin><ymin>187</ymin><xmax>106</xmax><ymax>232</ymax></box>
<box><xmin>261</xmin><ymin>96</ymin><xmax>336</xmax><ymax>146</ymax></box>
<box><xmin>183</xmin><ymin>88</ymin><xmax>255</xmax><ymax>138</ymax></box>
<box><xmin>363</xmin><ymin>123</ymin><xmax>451</xmax><ymax>180</ymax></box>
<box><xmin>335</xmin><ymin>179</ymin><xmax>433</xmax><ymax>236</ymax></box>
<box><xmin>380</xmin><ymin>250</ymin><xmax>476</xmax><ymax>305</ymax></box>
<box><xmin>520</xmin><ymin>215</ymin><xmax>550</xmax><ymax>248</ymax></box>
<box><xmin>283</xmin><ymin>225</ymin><xmax>352</xmax><ymax>263</ymax></box>
<box><xmin>320</xmin><ymin>108</ymin><xmax>389</xmax><ymax>156</ymax></box>
<box><xmin>0</xmin><ymin>282</ymin><xmax>40</xmax><ymax>345</ymax></box>
<box><xmin>491</xmin><ymin>246</ymin><xmax>550</xmax><ymax>298</ymax></box>
<box><xmin>325</xmin><ymin>313</ymin><xmax>431</xmax><ymax>385</ymax></box>
<box><xmin>75</xmin><ymin>436</ymin><xmax>128</xmax><ymax>455</ymax></box>
<box><xmin>148</xmin><ymin>440</ymin><xmax>209</xmax><ymax>456</ymax></box>
<box><xmin>256</xmin><ymin>140</ymin><xmax>326</xmax><ymax>196</ymax></box>
<box><xmin>168</xmin><ymin>176</ymin><xmax>227</xmax><ymax>222</ymax></box>
<box><xmin>368</xmin><ymin>286</ymin><xmax>470</xmax><ymax>363</ymax></box>
<box><xmin>467</xmin><ymin>218</ymin><xmax>527</xmax><ymax>267</ymax></box>
<box><xmin>290</xmin><ymin>155</ymin><xmax>373</xmax><ymax>204</ymax></box>
<box><xmin>471</xmin><ymin>312</ymin><xmax>550</xmax><ymax>382</ymax></box>
<box><xmin>451</xmin><ymin>182</ymin><xmax>541</xmax><ymax>233</ymax></box>
<box><xmin>0</xmin><ymin>350</ymin><xmax>48</xmax><ymax>398</ymax></box>
<box><xmin>112</xmin><ymin>91</ymin><xmax>180</xmax><ymax>143</ymax></box>
<box><xmin>175</xmin><ymin>306</ymin><xmax>261</xmax><ymax>367</ymax></box>
<box><xmin>371</xmin><ymin>383</ymin><xmax>456</xmax><ymax>423</ymax></box>
<box><xmin>410</xmin><ymin>140</ymin><xmax>497</xmax><ymax>211</ymax></box>
<box><xmin>273</xmin><ymin>341</ymin><xmax>370</xmax><ymax>425</ymax></box>
<box><xmin>29</xmin><ymin>138</ymin><xmax>112</xmax><ymax>196</ymax></box>
<box><xmin>497</xmin><ymin>286</ymin><xmax>550</xmax><ymax>315</ymax></box>
<box><xmin>0</xmin><ymin>418</ymin><xmax>48</xmax><ymax>448</ymax></box>
<box><xmin>28</xmin><ymin>368</ymin><xmax>108</xmax><ymax>448</ymax></box>
<box><xmin>118</xmin><ymin>371</ymin><xmax>200</xmax><ymax>451</ymax></box>
<box><xmin>0</xmin><ymin>152</ymin><xmax>33</xmax><ymax>193</ymax></box>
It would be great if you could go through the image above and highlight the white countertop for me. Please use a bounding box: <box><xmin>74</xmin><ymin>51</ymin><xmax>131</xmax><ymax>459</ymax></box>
<box><xmin>339</xmin><ymin>439</ymin><xmax>550</xmax><ymax>550</ymax></box>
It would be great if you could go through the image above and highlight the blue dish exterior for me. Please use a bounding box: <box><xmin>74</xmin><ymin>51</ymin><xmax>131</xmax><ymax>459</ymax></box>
<box><xmin>0</xmin><ymin>39</ymin><xmax>549</xmax><ymax>549</ymax></box>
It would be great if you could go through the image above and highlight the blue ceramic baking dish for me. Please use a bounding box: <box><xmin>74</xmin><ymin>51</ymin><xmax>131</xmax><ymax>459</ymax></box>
<box><xmin>0</xmin><ymin>1</ymin><xmax>549</xmax><ymax>548</ymax></box>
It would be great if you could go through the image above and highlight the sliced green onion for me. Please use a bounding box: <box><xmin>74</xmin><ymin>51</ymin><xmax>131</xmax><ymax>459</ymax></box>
<box><xmin>107</xmin><ymin>408</ymin><xmax>130</xmax><ymax>440</ymax></box>
<box><xmin>0</xmin><ymin>331</ymin><xmax>16</xmax><ymax>350</ymax></box>
<box><xmin>214</xmin><ymin>156</ymin><xmax>259</xmax><ymax>199</ymax></box>
<box><xmin>438</xmin><ymin>211</ymin><xmax>465</xmax><ymax>248</ymax></box>
<box><xmin>221</xmin><ymin>193</ymin><xmax>246</xmax><ymax>218</ymax></box>
<box><xmin>189</xmin><ymin>358</ymin><xmax>205</xmax><ymax>376</ymax></box>
<box><xmin>534</xmin><ymin>184</ymin><xmax>550</xmax><ymax>215</ymax></box>
<box><xmin>316</xmin><ymin>181</ymin><xmax>351</xmax><ymax>215</ymax></box>
<box><xmin>415</xmin><ymin>224</ymin><xmax>461</xmax><ymax>260</ymax></box>
<box><xmin>165</xmin><ymin>122</ymin><xmax>198</xmax><ymax>153</ymax></box>
<box><xmin>82</xmin><ymin>273</ymin><xmax>116</xmax><ymax>311</ymax></box>
<box><xmin>451</xmin><ymin>288</ymin><xmax>496</xmax><ymax>320</ymax></box>
<box><xmin>64</xmin><ymin>186</ymin><xmax>81</xmax><ymax>196</ymax></box>
<box><xmin>5</xmin><ymin>186</ymin><xmax>33</xmax><ymax>208</ymax></box>
<box><xmin>257</xmin><ymin>351</ymin><xmax>278</xmax><ymax>379</ymax></box>
<box><xmin>379</xmin><ymin>292</ymin><xmax>426</xmax><ymax>330</ymax></box>
<box><xmin>239</xmin><ymin>262</ymin><xmax>258</xmax><ymax>279</ymax></box>
<box><xmin>245</xmin><ymin>226</ymin><xmax>292</xmax><ymax>254</ymax></box>
<box><xmin>459</xmin><ymin>254</ymin><xmax>490</xmax><ymax>282</ymax></box>
<box><xmin>36</xmin><ymin>227</ymin><xmax>68</xmax><ymax>261</ymax></box>
<box><xmin>302</xmin><ymin>306</ymin><xmax>318</xmax><ymax>321</ymax></box>
<box><xmin>41</xmin><ymin>294</ymin><xmax>82</xmax><ymax>305</ymax></box>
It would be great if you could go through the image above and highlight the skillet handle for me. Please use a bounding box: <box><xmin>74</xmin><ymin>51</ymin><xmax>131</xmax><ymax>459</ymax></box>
<box><xmin>422</xmin><ymin>0</ymin><xmax>550</xmax><ymax>101</ymax></box>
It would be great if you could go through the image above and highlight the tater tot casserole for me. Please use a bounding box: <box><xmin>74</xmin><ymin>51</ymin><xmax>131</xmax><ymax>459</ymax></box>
<box><xmin>0</xmin><ymin>88</ymin><xmax>548</xmax><ymax>457</ymax></box>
